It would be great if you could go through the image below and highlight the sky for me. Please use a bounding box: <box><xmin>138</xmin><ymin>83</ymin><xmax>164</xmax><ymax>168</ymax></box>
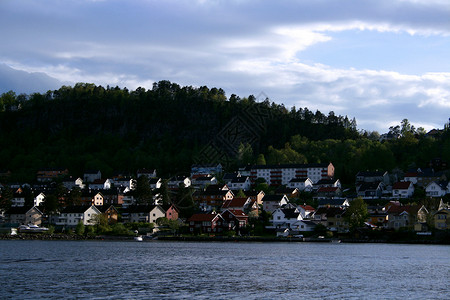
<box><xmin>1</xmin><ymin>0</ymin><xmax>450</xmax><ymax>133</ymax></box>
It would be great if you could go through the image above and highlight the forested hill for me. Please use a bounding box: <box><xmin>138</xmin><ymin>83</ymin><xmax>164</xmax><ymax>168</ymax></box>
<box><xmin>0</xmin><ymin>81</ymin><xmax>449</xmax><ymax>183</ymax></box>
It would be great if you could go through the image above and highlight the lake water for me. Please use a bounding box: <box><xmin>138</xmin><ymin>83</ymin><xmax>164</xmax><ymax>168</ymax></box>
<box><xmin>0</xmin><ymin>240</ymin><xmax>449</xmax><ymax>299</ymax></box>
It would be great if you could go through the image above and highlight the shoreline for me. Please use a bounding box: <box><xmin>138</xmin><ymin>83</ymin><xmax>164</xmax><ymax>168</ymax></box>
<box><xmin>1</xmin><ymin>234</ymin><xmax>449</xmax><ymax>245</ymax></box>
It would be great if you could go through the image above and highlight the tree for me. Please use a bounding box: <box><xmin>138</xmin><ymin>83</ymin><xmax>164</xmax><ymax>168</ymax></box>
<box><xmin>256</xmin><ymin>154</ymin><xmax>266</xmax><ymax>165</ymax></box>
<box><xmin>75</xmin><ymin>221</ymin><xmax>85</xmax><ymax>235</ymax></box>
<box><xmin>133</xmin><ymin>175</ymin><xmax>153</xmax><ymax>205</ymax></box>
<box><xmin>344</xmin><ymin>197</ymin><xmax>369</xmax><ymax>232</ymax></box>
<box><xmin>0</xmin><ymin>187</ymin><xmax>13</xmax><ymax>210</ymax></box>
<box><xmin>236</xmin><ymin>189</ymin><xmax>246</xmax><ymax>198</ymax></box>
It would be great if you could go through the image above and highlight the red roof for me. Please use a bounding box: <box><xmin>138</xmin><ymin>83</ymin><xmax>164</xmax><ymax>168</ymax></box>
<box><xmin>392</xmin><ymin>181</ymin><xmax>412</xmax><ymax>190</ymax></box>
<box><xmin>300</xmin><ymin>205</ymin><xmax>315</xmax><ymax>211</ymax></box>
<box><xmin>222</xmin><ymin>197</ymin><xmax>247</xmax><ymax>208</ymax></box>
<box><xmin>404</xmin><ymin>172</ymin><xmax>418</xmax><ymax>177</ymax></box>
<box><xmin>188</xmin><ymin>213</ymin><xmax>218</xmax><ymax>222</ymax></box>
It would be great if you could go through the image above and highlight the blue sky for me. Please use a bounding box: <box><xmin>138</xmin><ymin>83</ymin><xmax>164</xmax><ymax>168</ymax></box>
<box><xmin>1</xmin><ymin>0</ymin><xmax>450</xmax><ymax>133</ymax></box>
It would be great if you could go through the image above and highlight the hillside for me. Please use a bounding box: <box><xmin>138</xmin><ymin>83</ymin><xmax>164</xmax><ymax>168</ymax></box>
<box><xmin>0</xmin><ymin>81</ymin><xmax>448</xmax><ymax>183</ymax></box>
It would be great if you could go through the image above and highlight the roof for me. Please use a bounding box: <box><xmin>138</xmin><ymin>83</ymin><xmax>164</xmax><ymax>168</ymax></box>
<box><xmin>6</xmin><ymin>206</ymin><xmax>41</xmax><ymax>215</ymax></box>
<box><xmin>274</xmin><ymin>187</ymin><xmax>298</xmax><ymax>194</ymax></box>
<box><xmin>222</xmin><ymin>197</ymin><xmax>247</xmax><ymax>208</ymax></box>
<box><xmin>357</xmin><ymin>182</ymin><xmax>383</xmax><ymax>191</ymax></box>
<box><xmin>281</xmin><ymin>208</ymin><xmax>300</xmax><ymax>219</ymax></box>
<box><xmin>299</xmin><ymin>205</ymin><xmax>315</xmax><ymax>211</ymax></box>
<box><xmin>318</xmin><ymin>198</ymin><xmax>348</xmax><ymax>207</ymax></box>
<box><xmin>317</xmin><ymin>187</ymin><xmax>339</xmax><ymax>193</ymax></box>
<box><xmin>289</xmin><ymin>177</ymin><xmax>310</xmax><ymax>183</ymax></box>
<box><xmin>231</xmin><ymin>176</ymin><xmax>249</xmax><ymax>183</ymax></box>
<box><xmin>61</xmin><ymin>205</ymin><xmax>96</xmax><ymax>213</ymax></box>
<box><xmin>392</xmin><ymin>181</ymin><xmax>412</xmax><ymax>190</ymax></box>
<box><xmin>356</xmin><ymin>171</ymin><xmax>387</xmax><ymax>177</ymax></box>
<box><xmin>252</xmin><ymin>163</ymin><xmax>331</xmax><ymax>170</ymax></box>
<box><xmin>188</xmin><ymin>213</ymin><xmax>220</xmax><ymax>222</ymax></box>
<box><xmin>314</xmin><ymin>206</ymin><xmax>345</xmax><ymax>217</ymax></box>
<box><xmin>222</xmin><ymin>209</ymin><xmax>248</xmax><ymax>220</ymax></box>
<box><xmin>262</xmin><ymin>194</ymin><xmax>287</xmax><ymax>202</ymax></box>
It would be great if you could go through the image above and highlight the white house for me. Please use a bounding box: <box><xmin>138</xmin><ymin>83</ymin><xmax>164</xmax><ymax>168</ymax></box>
<box><xmin>168</xmin><ymin>176</ymin><xmax>191</xmax><ymax>188</ymax></box>
<box><xmin>90</xmin><ymin>179</ymin><xmax>112</xmax><ymax>190</ymax></box>
<box><xmin>262</xmin><ymin>194</ymin><xmax>289</xmax><ymax>213</ymax></box>
<box><xmin>272</xmin><ymin>206</ymin><xmax>303</xmax><ymax>228</ymax></box>
<box><xmin>56</xmin><ymin>205</ymin><xmax>101</xmax><ymax>226</ymax></box>
<box><xmin>425</xmin><ymin>181</ymin><xmax>449</xmax><ymax>197</ymax></box>
<box><xmin>392</xmin><ymin>181</ymin><xmax>415</xmax><ymax>198</ymax></box>
<box><xmin>192</xmin><ymin>176</ymin><xmax>218</xmax><ymax>189</ymax></box>
<box><xmin>287</xmin><ymin>177</ymin><xmax>314</xmax><ymax>191</ymax></box>
<box><xmin>149</xmin><ymin>178</ymin><xmax>162</xmax><ymax>189</ymax></box>
<box><xmin>250</xmin><ymin>163</ymin><xmax>335</xmax><ymax>185</ymax></box>
<box><xmin>229</xmin><ymin>176</ymin><xmax>251</xmax><ymax>191</ymax></box>
<box><xmin>112</xmin><ymin>177</ymin><xmax>134</xmax><ymax>190</ymax></box>
<box><xmin>121</xmin><ymin>205</ymin><xmax>165</xmax><ymax>224</ymax></box>
<box><xmin>63</xmin><ymin>177</ymin><xmax>85</xmax><ymax>190</ymax></box>
<box><xmin>33</xmin><ymin>192</ymin><xmax>45</xmax><ymax>206</ymax></box>
<box><xmin>11</xmin><ymin>189</ymin><xmax>25</xmax><ymax>207</ymax></box>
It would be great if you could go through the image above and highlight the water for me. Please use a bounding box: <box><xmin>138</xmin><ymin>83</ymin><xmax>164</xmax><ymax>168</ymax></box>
<box><xmin>0</xmin><ymin>240</ymin><xmax>449</xmax><ymax>299</ymax></box>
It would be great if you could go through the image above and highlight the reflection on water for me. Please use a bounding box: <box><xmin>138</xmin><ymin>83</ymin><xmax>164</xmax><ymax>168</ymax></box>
<box><xmin>1</xmin><ymin>240</ymin><xmax>449</xmax><ymax>299</ymax></box>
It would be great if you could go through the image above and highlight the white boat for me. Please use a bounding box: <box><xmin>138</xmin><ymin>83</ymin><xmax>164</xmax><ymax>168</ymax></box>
<box><xmin>18</xmin><ymin>224</ymin><xmax>49</xmax><ymax>233</ymax></box>
<box><xmin>134</xmin><ymin>236</ymin><xmax>143</xmax><ymax>242</ymax></box>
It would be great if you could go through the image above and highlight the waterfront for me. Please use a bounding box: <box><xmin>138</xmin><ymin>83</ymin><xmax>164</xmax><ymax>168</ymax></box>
<box><xmin>1</xmin><ymin>241</ymin><xmax>449</xmax><ymax>299</ymax></box>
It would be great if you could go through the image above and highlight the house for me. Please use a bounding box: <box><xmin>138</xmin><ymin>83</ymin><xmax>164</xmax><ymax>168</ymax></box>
<box><xmin>298</xmin><ymin>204</ymin><xmax>315</xmax><ymax>218</ymax></box>
<box><xmin>167</xmin><ymin>176</ymin><xmax>191</xmax><ymax>189</ymax></box>
<box><xmin>121</xmin><ymin>205</ymin><xmax>165</xmax><ymax>224</ymax></box>
<box><xmin>392</xmin><ymin>181</ymin><xmax>415</xmax><ymax>198</ymax></box>
<box><xmin>149</xmin><ymin>178</ymin><xmax>162</xmax><ymax>189</ymax></box>
<box><xmin>36</xmin><ymin>168</ymin><xmax>69</xmax><ymax>182</ymax></box>
<box><xmin>83</xmin><ymin>170</ymin><xmax>102</xmax><ymax>183</ymax></box>
<box><xmin>221</xmin><ymin>209</ymin><xmax>249</xmax><ymax>231</ymax></box>
<box><xmin>33</xmin><ymin>192</ymin><xmax>45</xmax><ymax>207</ymax></box>
<box><xmin>190</xmin><ymin>163</ymin><xmax>223</xmax><ymax>177</ymax></box>
<box><xmin>245</xmin><ymin>190</ymin><xmax>265</xmax><ymax>206</ymax></box>
<box><xmin>416</xmin><ymin>170</ymin><xmax>446</xmax><ymax>188</ymax></box>
<box><xmin>368</xmin><ymin>210</ymin><xmax>388</xmax><ymax>228</ymax></box>
<box><xmin>193</xmin><ymin>189</ymin><xmax>234</xmax><ymax>212</ymax></box>
<box><xmin>425</xmin><ymin>181</ymin><xmax>449</xmax><ymax>197</ymax></box>
<box><xmin>6</xmin><ymin>206</ymin><xmax>43</xmax><ymax>226</ymax></box>
<box><xmin>81</xmin><ymin>191</ymin><xmax>104</xmax><ymax>206</ymax></box>
<box><xmin>228</xmin><ymin>176</ymin><xmax>251</xmax><ymax>191</ymax></box>
<box><xmin>96</xmin><ymin>205</ymin><xmax>119</xmax><ymax>224</ymax></box>
<box><xmin>223</xmin><ymin>172</ymin><xmax>240</xmax><ymax>185</ymax></box>
<box><xmin>312</xmin><ymin>206</ymin><xmax>346</xmax><ymax>230</ymax></box>
<box><xmin>274</xmin><ymin>187</ymin><xmax>300</xmax><ymax>199</ymax></box>
<box><xmin>192</xmin><ymin>176</ymin><xmax>217</xmax><ymax>189</ymax></box>
<box><xmin>317</xmin><ymin>198</ymin><xmax>349</xmax><ymax>208</ymax></box>
<box><xmin>271</xmin><ymin>206</ymin><xmax>303</xmax><ymax>229</ymax></box>
<box><xmin>101</xmin><ymin>189</ymin><xmax>124</xmax><ymax>205</ymax></box>
<box><xmin>112</xmin><ymin>177</ymin><xmax>134</xmax><ymax>190</ymax></box>
<box><xmin>11</xmin><ymin>188</ymin><xmax>25</xmax><ymax>207</ymax></box>
<box><xmin>136</xmin><ymin>169</ymin><xmax>157</xmax><ymax>179</ymax></box>
<box><xmin>221</xmin><ymin>197</ymin><xmax>249</xmax><ymax>212</ymax></box>
<box><xmin>56</xmin><ymin>205</ymin><xmax>101</xmax><ymax>226</ymax></box>
<box><xmin>62</xmin><ymin>177</ymin><xmax>85</xmax><ymax>190</ymax></box>
<box><xmin>121</xmin><ymin>191</ymin><xmax>136</xmax><ymax>208</ymax></box>
<box><xmin>356</xmin><ymin>182</ymin><xmax>384</xmax><ymax>199</ymax></box>
<box><xmin>287</xmin><ymin>177</ymin><xmax>313</xmax><ymax>191</ymax></box>
<box><xmin>188</xmin><ymin>213</ymin><xmax>225</xmax><ymax>234</ymax></box>
<box><xmin>314</xmin><ymin>178</ymin><xmax>341</xmax><ymax>189</ymax></box>
<box><xmin>250</xmin><ymin>163</ymin><xmax>335</xmax><ymax>185</ymax></box>
<box><xmin>413</xmin><ymin>205</ymin><xmax>429</xmax><ymax>232</ymax></box>
<box><xmin>434</xmin><ymin>209</ymin><xmax>449</xmax><ymax>230</ymax></box>
<box><xmin>162</xmin><ymin>204</ymin><xmax>179</xmax><ymax>221</ymax></box>
<box><xmin>262</xmin><ymin>194</ymin><xmax>289</xmax><ymax>213</ymax></box>
<box><xmin>89</xmin><ymin>179</ymin><xmax>112</xmax><ymax>190</ymax></box>
<box><xmin>316</xmin><ymin>187</ymin><xmax>342</xmax><ymax>199</ymax></box>
<box><xmin>385</xmin><ymin>204</ymin><xmax>412</xmax><ymax>230</ymax></box>
<box><xmin>403</xmin><ymin>172</ymin><xmax>419</xmax><ymax>184</ymax></box>
<box><xmin>355</xmin><ymin>171</ymin><xmax>390</xmax><ymax>185</ymax></box>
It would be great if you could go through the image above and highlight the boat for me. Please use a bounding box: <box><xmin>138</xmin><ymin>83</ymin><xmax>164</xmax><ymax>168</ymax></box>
<box><xmin>18</xmin><ymin>224</ymin><xmax>49</xmax><ymax>233</ymax></box>
<box><xmin>134</xmin><ymin>236</ymin><xmax>143</xmax><ymax>242</ymax></box>
<box><xmin>330</xmin><ymin>239</ymin><xmax>341</xmax><ymax>243</ymax></box>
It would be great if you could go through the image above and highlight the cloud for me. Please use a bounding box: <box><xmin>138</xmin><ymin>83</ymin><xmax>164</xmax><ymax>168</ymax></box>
<box><xmin>1</xmin><ymin>0</ymin><xmax>450</xmax><ymax>132</ymax></box>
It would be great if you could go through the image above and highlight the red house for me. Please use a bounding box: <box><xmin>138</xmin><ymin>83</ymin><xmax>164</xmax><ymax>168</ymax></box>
<box><xmin>188</xmin><ymin>213</ymin><xmax>225</xmax><ymax>234</ymax></box>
